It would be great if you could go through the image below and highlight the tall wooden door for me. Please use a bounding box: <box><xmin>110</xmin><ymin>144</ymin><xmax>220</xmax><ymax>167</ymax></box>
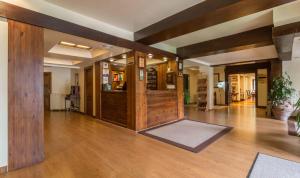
<box><xmin>85</xmin><ymin>66</ymin><xmax>94</xmax><ymax>116</ymax></box>
<box><xmin>8</xmin><ymin>20</ymin><xmax>44</xmax><ymax>170</ymax></box>
<box><xmin>44</xmin><ymin>72</ymin><xmax>51</xmax><ymax>111</ymax></box>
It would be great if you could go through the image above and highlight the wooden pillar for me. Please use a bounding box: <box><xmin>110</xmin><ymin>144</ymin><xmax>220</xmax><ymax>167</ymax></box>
<box><xmin>8</xmin><ymin>20</ymin><xmax>44</xmax><ymax>170</ymax></box>
<box><xmin>176</xmin><ymin>59</ymin><xmax>184</xmax><ymax>119</ymax></box>
<box><xmin>127</xmin><ymin>51</ymin><xmax>147</xmax><ymax>131</ymax></box>
<box><xmin>95</xmin><ymin>61</ymin><xmax>101</xmax><ymax>120</ymax></box>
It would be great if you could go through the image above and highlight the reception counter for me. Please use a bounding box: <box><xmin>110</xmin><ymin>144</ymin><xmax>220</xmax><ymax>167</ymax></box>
<box><xmin>147</xmin><ymin>90</ymin><xmax>178</xmax><ymax>127</ymax></box>
<box><xmin>101</xmin><ymin>91</ymin><xmax>127</xmax><ymax>127</ymax></box>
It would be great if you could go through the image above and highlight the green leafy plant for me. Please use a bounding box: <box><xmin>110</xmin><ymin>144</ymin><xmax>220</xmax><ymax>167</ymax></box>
<box><xmin>294</xmin><ymin>98</ymin><xmax>300</xmax><ymax>136</ymax></box>
<box><xmin>270</xmin><ymin>73</ymin><xmax>295</xmax><ymax>106</ymax></box>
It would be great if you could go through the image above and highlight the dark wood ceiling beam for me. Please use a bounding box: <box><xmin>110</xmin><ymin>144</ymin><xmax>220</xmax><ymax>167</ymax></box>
<box><xmin>177</xmin><ymin>26</ymin><xmax>273</xmax><ymax>59</ymax></box>
<box><xmin>0</xmin><ymin>1</ymin><xmax>176</xmax><ymax>59</ymax></box>
<box><xmin>273</xmin><ymin>21</ymin><xmax>300</xmax><ymax>60</ymax></box>
<box><xmin>134</xmin><ymin>0</ymin><xmax>295</xmax><ymax>45</ymax></box>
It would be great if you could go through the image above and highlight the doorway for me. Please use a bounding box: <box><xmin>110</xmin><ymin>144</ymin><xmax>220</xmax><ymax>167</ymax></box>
<box><xmin>85</xmin><ymin>66</ymin><xmax>94</xmax><ymax>116</ymax></box>
<box><xmin>228</xmin><ymin>73</ymin><xmax>256</xmax><ymax>106</ymax></box>
<box><xmin>44</xmin><ymin>72</ymin><xmax>52</xmax><ymax>111</ymax></box>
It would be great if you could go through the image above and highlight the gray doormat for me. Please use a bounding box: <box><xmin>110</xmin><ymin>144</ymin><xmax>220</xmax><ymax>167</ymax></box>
<box><xmin>139</xmin><ymin>120</ymin><xmax>232</xmax><ymax>153</ymax></box>
<box><xmin>248</xmin><ymin>153</ymin><xmax>300</xmax><ymax>178</ymax></box>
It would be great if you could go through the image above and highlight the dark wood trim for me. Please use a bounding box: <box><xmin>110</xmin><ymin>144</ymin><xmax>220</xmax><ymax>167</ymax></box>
<box><xmin>273</xmin><ymin>22</ymin><xmax>300</xmax><ymax>61</ymax></box>
<box><xmin>0</xmin><ymin>1</ymin><xmax>176</xmax><ymax>59</ymax></box>
<box><xmin>135</xmin><ymin>0</ymin><xmax>294</xmax><ymax>45</ymax></box>
<box><xmin>0</xmin><ymin>166</ymin><xmax>7</xmax><ymax>175</ymax></box>
<box><xmin>139</xmin><ymin>119</ymin><xmax>233</xmax><ymax>153</ymax></box>
<box><xmin>8</xmin><ymin>20</ymin><xmax>45</xmax><ymax>170</ymax></box>
<box><xmin>211</xmin><ymin>58</ymin><xmax>279</xmax><ymax>67</ymax></box>
<box><xmin>84</xmin><ymin>66</ymin><xmax>94</xmax><ymax>116</ymax></box>
<box><xmin>95</xmin><ymin>61</ymin><xmax>101</xmax><ymax>120</ymax></box>
<box><xmin>177</xmin><ymin>26</ymin><xmax>273</xmax><ymax>59</ymax></box>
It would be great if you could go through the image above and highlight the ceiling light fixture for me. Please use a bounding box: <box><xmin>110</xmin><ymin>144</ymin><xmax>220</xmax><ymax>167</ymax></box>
<box><xmin>76</xmin><ymin>44</ymin><xmax>91</xmax><ymax>50</ymax></box>
<box><xmin>163</xmin><ymin>57</ymin><xmax>168</xmax><ymax>62</ymax></box>
<box><xmin>60</xmin><ymin>41</ymin><xmax>76</xmax><ymax>47</ymax></box>
<box><xmin>109</xmin><ymin>58</ymin><xmax>114</xmax><ymax>62</ymax></box>
<box><xmin>122</xmin><ymin>54</ymin><xmax>127</xmax><ymax>59</ymax></box>
<box><xmin>148</xmin><ymin>53</ymin><xmax>153</xmax><ymax>58</ymax></box>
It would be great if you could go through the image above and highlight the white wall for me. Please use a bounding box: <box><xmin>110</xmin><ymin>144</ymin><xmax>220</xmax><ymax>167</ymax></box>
<box><xmin>44</xmin><ymin>67</ymin><xmax>73</xmax><ymax>110</ymax></box>
<box><xmin>0</xmin><ymin>18</ymin><xmax>8</xmax><ymax>169</ymax></box>
<box><xmin>283</xmin><ymin>60</ymin><xmax>300</xmax><ymax>95</ymax></box>
<box><xmin>2</xmin><ymin>0</ymin><xmax>133</xmax><ymax>40</ymax></box>
<box><xmin>214</xmin><ymin>66</ymin><xmax>226</xmax><ymax>105</ymax></box>
<box><xmin>257</xmin><ymin>69</ymin><xmax>268</xmax><ymax>107</ymax></box>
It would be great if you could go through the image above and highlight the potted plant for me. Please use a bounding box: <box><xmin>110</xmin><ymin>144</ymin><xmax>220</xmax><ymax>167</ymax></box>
<box><xmin>288</xmin><ymin>98</ymin><xmax>300</xmax><ymax>136</ymax></box>
<box><xmin>270</xmin><ymin>73</ymin><xmax>295</xmax><ymax>121</ymax></box>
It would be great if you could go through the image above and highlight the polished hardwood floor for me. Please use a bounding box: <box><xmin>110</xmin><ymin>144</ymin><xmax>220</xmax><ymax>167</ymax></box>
<box><xmin>1</xmin><ymin>105</ymin><xmax>300</xmax><ymax>178</ymax></box>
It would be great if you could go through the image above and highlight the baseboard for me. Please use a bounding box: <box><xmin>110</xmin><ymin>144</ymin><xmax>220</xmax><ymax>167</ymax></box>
<box><xmin>0</xmin><ymin>166</ymin><xmax>7</xmax><ymax>175</ymax></box>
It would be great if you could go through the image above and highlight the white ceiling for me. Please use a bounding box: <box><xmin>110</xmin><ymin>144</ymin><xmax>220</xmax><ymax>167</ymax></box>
<box><xmin>44</xmin><ymin>29</ymin><xmax>130</xmax><ymax>67</ymax></box>
<box><xmin>45</xmin><ymin>0</ymin><xmax>204</xmax><ymax>32</ymax></box>
<box><xmin>188</xmin><ymin>45</ymin><xmax>278</xmax><ymax>66</ymax></box>
<box><xmin>162</xmin><ymin>10</ymin><xmax>273</xmax><ymax>48</ymax></box>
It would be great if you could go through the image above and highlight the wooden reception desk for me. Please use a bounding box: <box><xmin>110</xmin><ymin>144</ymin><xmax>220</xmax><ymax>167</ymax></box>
<box><xmin>101</xmin><ymin>91</ymin><xmax>127</xmax><ymax>127</ymax></box>
<box><xmin>147</xmin><ymin>90</ymin><xmax>178</xmax><ymax>127</ymax></box>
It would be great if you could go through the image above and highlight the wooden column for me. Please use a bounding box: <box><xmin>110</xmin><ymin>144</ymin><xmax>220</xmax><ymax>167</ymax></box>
<box><xmin>127</xmin><ymin>51</ymin><xmax>147</xmax><ymax>131</ymax></box>
<box><xmin>8</xmin><ymin>20</ymin><xmax>44</xmax><ymax>170</ymax></box>
<box><xmin>177</xmin><ymin>74</ymin><xmax>185</xmax><ymax>119</ymax></box>
<box><xmin>95</xmin><ymin>61</ymin><xmax>101</xmax><ymax>120</ymax></box>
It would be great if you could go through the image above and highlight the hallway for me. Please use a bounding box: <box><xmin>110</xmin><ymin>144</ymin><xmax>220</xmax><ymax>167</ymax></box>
<box><xmin>1</xmin><ymin>105</ymin><xmax>300</xmax><ymax>178</ymax></box>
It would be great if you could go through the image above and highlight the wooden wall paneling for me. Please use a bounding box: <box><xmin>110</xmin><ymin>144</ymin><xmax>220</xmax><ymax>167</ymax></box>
<box><xmin>101</xmin><ymin>92</ymin><xmax>127</xmax><ymax>127</ymax></box>
<box><xmin>177</xmin><ymin>74</ymin><xmax>185</xmax><ymax>119</ymax></box>
<box><xmin>134</xmin><ymin>52</ymin><xmax>147</xmax><ymax>131</ymax></box>
<box><xmin>95</xmin><ymin>61</ymin><xmax>101</xmax><ymax>119</ymax></box>
<box><xmin>147</xmin><ymin>91</ymin><xmax>178</xmax><ymax>127</ymax></box>
<box><xmin>8</xmin><ymin>20</ymin><xmax>44</xmax><ymax>170</ymax></box>
<box><xmin>270</xmin><ymin>60</ymin><xmax>282</xmax><ymax>81</ymax></box>
<box><xmin>84</xmin><ymin>66</ymin><xmax>94</xmax><ymax>116</ymax></box>
<box><xmin>126</xmin><ymin>57</ymin><xmax>136</xmax><ymax>130</ymax></box>
<box><xmin>157</xmin><ymin>63</ymin><xmax>167</xmax><ymax>90</ymax></box>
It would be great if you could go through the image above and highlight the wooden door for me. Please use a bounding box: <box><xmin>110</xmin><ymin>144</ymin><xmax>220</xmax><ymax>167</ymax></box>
<box><xmin>44</xmin><ymin>72</ymin><xmax>51</xmax><ymax>111</ymax></box>
<box><xmin>85</xmin><ymin>66</ymin><xmax>94</xmax><ymax>116</ymax></box>
<box><xmin>8</xmin><ymin>20</ymin><xmax>44</xmax><ymax>170</ymax></box>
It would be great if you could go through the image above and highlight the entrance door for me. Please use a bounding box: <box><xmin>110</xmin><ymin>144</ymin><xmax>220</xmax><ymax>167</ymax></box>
<box><xmin>85</xmin><ymin>67</ymin><xmax>94</xmax><ymax>116</ymax></box>
<box><xmin>44</xmin><ymin>72</ymin><xmax>51</xmax><ymax>111</ymax></box>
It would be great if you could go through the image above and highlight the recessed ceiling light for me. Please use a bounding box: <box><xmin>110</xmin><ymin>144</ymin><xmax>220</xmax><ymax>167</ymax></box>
<box><xmin>163</xmin><ymin>57</ymin><xmax>168</xmax><ymax>62</ymax></box>
<box><xmin>122</xmin><ymin>54</ymin><xmax>127</xmax><ymax>59</ymax></box>
<box><xmin>76</xmin><ymin>44</ymin><xmax>91</xmax><ymax>50</ymax></box>
<box><xmin>60</xmin><ymin>41</ymin><xmax>76</xmax><ymax>47</ymax></box>
<box><xmin>148</xmin><ymin>53</ymin><xmax>153</xmax><ymax>58</ymax></box>
<box><xmin>109</xmin><ymin>58</ymin><xmax>114</xmax><ymax>62</ymax></box>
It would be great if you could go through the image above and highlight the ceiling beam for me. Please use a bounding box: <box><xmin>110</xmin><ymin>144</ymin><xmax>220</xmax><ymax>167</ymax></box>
<box><xmin>273</xmin><ymin>21</ymin><xmax>300</xmax><ymax>60</ymax></box>
<box><xmin>134</xmin><ymin>0</ymin><xmax>295</xmax><ymax>45</ymax></box>
<box><xmin>0</xmin><ymin>1</ymin><xmax>176</xmax><ymax>59</ymax></box>
<box><xmin>177</xmin><ymin>26</ymin><xmax>273</xmax><ymax>59</ymax></box>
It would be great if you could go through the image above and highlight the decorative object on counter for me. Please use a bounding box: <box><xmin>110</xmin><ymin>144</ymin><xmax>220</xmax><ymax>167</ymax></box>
<box><xmin>270</xmin><ymin>73</ymin><xmax>295</xmax><ymax>121</ymax></box>
<box><xmin>139</xmin><ymin>69</ymin><xmax>144</xmax><ymax>81</ymax></box>
<box><xmin>197</xmin><ymin>78</ymin><xmax>208</xmax><ymax>111</ymax></box>
<box><xmin>102</xmin><ymin>83</ymin><xmax>112</xmax><ymax>91</ymax></box>
<box><xmin>147</xmin><ymin>67</ymin><xmax>158</xmax><ymax>90</ymax></box>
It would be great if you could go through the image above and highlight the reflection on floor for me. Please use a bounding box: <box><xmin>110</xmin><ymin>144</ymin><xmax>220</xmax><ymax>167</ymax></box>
<box><xmin>230</xmin><ymin>98</ymin><xmax>256</xmax><ymax>107</ymax></box>
<box><xmin>2</xmin><ymin>105</ymin><xmax>300</xmax><ymax>178</ymax></box>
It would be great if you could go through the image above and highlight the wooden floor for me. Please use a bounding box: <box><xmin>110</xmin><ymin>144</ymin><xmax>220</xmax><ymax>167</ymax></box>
<box><xmin>1</xmin><ymin>105</ymin><xmax>300</xmax><ymax>178</ymax></box>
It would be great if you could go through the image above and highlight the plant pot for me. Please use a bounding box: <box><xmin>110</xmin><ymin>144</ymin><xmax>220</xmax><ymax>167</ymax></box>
<box><xmin>272</xmin><ymin>104</ymin><xmax>293</xmax><ymax>121</ymax></box>
<box><xmin>288</xmin><ymin>116</ymin><xmax>299</xmax><ymax>136</ymax></box>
